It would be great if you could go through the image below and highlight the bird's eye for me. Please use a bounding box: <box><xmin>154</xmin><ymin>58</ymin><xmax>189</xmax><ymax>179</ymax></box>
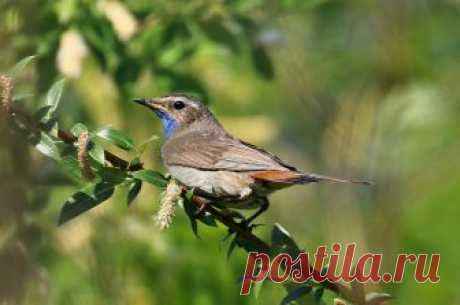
<box><xmin>173</xmin><ymin>100</ymin><xmax>186</xmax><ymax>110</ymax></box>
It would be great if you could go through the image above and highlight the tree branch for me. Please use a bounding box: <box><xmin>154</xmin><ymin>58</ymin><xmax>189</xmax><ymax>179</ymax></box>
<box><xmin>2</xmin><ymin>73</ymin><xmax>340</xmax><ymax>294</ymax></box>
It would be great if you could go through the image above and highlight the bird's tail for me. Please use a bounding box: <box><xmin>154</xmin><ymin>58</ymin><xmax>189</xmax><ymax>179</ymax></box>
<box><xmin>251</xmin><ymin>170</ymin><xmax>372</xmax><ymax>185</ymax></box>
<box><xmin>297</xmin><ymin>173</ymin><xmax>372</xmax><ymax>185</ymax></box>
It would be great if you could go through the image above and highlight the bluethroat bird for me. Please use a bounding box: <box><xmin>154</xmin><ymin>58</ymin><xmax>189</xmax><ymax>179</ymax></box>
<box><xmin>132</xmin><ymin>94</ymin><xmax>369</xmax><ymax>223</ymax></box>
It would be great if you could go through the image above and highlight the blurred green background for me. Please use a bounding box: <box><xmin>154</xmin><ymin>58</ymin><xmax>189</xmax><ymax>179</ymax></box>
<box><xmin>0</xmin><ymin>0</ymin><xmax>458</xmax><ymax>304</ymax></box>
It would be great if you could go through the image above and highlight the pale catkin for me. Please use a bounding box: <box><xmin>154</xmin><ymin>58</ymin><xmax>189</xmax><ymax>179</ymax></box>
<box><xmin>77</xmin><ymin>131</ymin><xmax>94</xmax><ymax>180</ymax></box>
<box><xmin>155</xmin><ymin>179</ymin><xmax>182</xmax><ymax>230</ymax></box>
<box><xmin>0</xmin><ymin>74</ymin><xmax>13</xmax><ymax>115</ymax></box>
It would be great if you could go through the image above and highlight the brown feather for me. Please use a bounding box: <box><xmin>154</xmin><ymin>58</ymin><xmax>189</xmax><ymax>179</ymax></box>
<box><xmin>251</xmin><ymin>170</ymin><xmax>304</xmax><ymax>184</ymax></box>
<box><xmin>162</xmin><ymin>122</ymin><xmax>293</xmax><ymax>172</ymax></box>
<box><xmin>252</xmin><ymin>170</ymin><xmax>372</xmax><ymax>185</ymax></box>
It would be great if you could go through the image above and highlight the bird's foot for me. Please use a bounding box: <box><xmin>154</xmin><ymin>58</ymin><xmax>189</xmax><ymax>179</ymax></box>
<box><xmin>228</xmin><ymin>218</ymin><xmax>264</xmax><ymax>235</ymax></box>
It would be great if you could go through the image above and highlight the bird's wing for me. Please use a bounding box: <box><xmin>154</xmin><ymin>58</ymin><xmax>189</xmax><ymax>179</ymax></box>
<box><xmin>162</xmin><ymin>131</ymin><xmax>296</xmax><ymax>172</ymax></box>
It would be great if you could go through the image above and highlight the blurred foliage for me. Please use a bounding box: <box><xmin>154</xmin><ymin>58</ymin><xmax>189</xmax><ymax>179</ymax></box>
<box><xmin>1</xmin><ymin>0</ymin><xmax>460</xmax><ymax>305</ymax></box>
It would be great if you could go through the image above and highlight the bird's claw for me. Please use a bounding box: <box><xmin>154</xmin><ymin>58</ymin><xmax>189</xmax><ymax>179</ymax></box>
<box><xmin>228</xmin><ymin>218</ymin><xmax>263</xmax><ymax>236</ymax></box>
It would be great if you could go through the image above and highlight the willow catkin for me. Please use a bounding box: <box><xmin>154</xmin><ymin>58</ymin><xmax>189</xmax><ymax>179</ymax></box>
<box><xmin>155</xmin><ymin>178</ymin><xmax>182</xmax><ymax>230</ymax></box>
<box><xmin>0</xmin><ymin>74</ymin><xmax>13</xmax><ymax>115</ymax></box>
<box><xmin>77</xmin><ymin>131</ymin><xmax>94</xmax><ymax>180</ymax></box>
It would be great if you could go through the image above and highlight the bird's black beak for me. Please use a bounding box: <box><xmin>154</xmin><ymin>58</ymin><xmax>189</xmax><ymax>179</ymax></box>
<box><xmin>132</xmin><ymin>97</ymin><xmax>164</xmax><ymax>112</ymax></box>
<box><xmin>132</xmin><ymin>97</ymin><xmax>149</xmax><ymax>107</ymax></box>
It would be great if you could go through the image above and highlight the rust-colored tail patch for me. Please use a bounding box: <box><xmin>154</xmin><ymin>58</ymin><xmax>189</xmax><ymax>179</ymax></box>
<box><xmin>251</xmin><ymin>171</ymin><xmax>372</xmax><ymax>185</ymax></box>
<box><xmin>251</xmin><ymin>171</ymin><xmax>311</xmax><ymax>184</ymax></box>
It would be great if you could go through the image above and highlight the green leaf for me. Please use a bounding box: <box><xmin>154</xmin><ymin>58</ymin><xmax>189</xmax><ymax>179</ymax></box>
<box><xmin>131</xmin><ymin>170</ymin><xmax>167</xmax><ymax>188</ymax></box>
<box><xmin>96</xmin><ymin>127</ymin><xmax>134</xmax><ymax>151</ymax></box>
<box><xmin>70</xmin><ymin>123</ymin><xmax>88</xmax><ymax>137</ymax></box>
<box><xmin>70</xmin><ymin>124</ymin><xmax>105</xmax><ymax>165</ymax></box>
<box><xmin>35</xmin><ymin>132</ymin><xmax>60</xmax><ymax>160</ymax></box>
<box><xmin>235</xmin><ymin>237</ymin><xmax>262</xmax><ymax>252</ymax></box>
<box><xmin>365</xmin><ymin>292</ymin><xmax>393</xmax><ymax>305</ymax></box>
<box><xmin>271</xmin><ymin>223</ymin><xmax>301</xmax><ymax>257</ymax></box>
<box><xmin>59</xmin><ymin>153</ymin><xmax>82</xmax><ymax>182</ymax></box>
<box><xmin>313</xmin><ymin>287</ymin><xmax>324</xmax><ymax>302</ymax></box>
<box><xmin>198</xmin><ymin>213</ymin><xmax>217</xmax><ymax>227</ymax></box>
<box><xmin>33</xmin><ymin>106</ymin><xmax>53</xmax><ymax>122</ymax></box>
<box><xmin>8</xmin><ymin>55</ymin><xmax>36</xmax><ymax>77</ymax></box>
<box><xmin>88</xmin><ymin>141</ymin><xmax>105</xmax><ymax>165</ymax></box>
<box><xmin>58</xmin><ymin>182</ymin><xmax>115</xmax><ymax>225</ymax></box>
<box><xmin>181</xmin><ymin>189</ymin><xmax>214</xmax><ymax>234</ymax></box>
<box><xmin>183</xmin><ymin>197</ymin><xmax>199</xmax><ymax>237</ymax></box>
<box><xmin>95</xmin><ymin>167</ymin><xmax>128</xmax><ymax>184</ymax></box>
<box><xmin>55</xmin><ymin>142</ymin><xmax>81</xmax><ymax>182</ymax></box>
<box><xmin>129</xmin><ymin>157</ymin><xmax>142</xmax><ymax>168</ymax></box>
<box><xmin>127</xmin><ymin>179</ymin><xmax>142</xmax><ymax>206</ymax></box>
<box><xmin>45</xmin><ymin>79</ymin><xmax>66</xmax><ymax>119</ymax></box>
<box><xmin>227</xmin><ymin>236</ymin><xmax>238</xmax><ymax>259</ymax></box>
<box><xmin>185</xmin><ymin>189</ymin><xmax>194</xmax><ymax>201</ymax></box>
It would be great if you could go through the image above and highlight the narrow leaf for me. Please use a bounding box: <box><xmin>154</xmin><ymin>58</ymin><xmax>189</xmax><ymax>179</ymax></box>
<box><xmin>59</xmin><ymin>153</ymin><xmax>82</xmax><ymax>182</ymax></box>
<box><xmin>198</xmin><ymin>212</ymin><xmax>217</xmax><ymax>227</ymax></box>
<box><xmin>58</xmin><ymin>182</ymin><xmax>115</xmax><ymax>225</ymax></box>
<box><xmin>45</xmin><ymin>79</ymin><xmax>66</xmax><ymax>118</ymax></box>
<box><xmin>70</xmin><ymin>123</ymin><xmax>88</xmax><ymax>137</ymax></box>
<box><xmin>35</xmin><ymin>132</ymin><xmax>60</xmax><ymax>160</ymax></box>
<box><xmin>271</xmin><ymin>223</ymin><xmax>300</xmax><ymax>257</ymax></box>
<box><xmin>183</xmin><ymin>197</ymin><xmax>199</xmax><ymax>237</ymax></box>
<box><xmin>127</xmin><ymin>179</ymin><xmax>142</xmax><ymax>206</ymax></box>
<box><xmin>96</xmin><ymin>167</ymin><xmax>128</xmax><ymax>184</ymax></box>
<box><xmin>33</xmin><ymin>106</ymin><xmax>52</xmax><ymax>122</ymax></box>
<box><xmin>314</xmin><ymin>287</ymin><xmax>324</xmax><ymax>302</ymax></box>
<box><xmin>96</xmin><ymin>127</ymin><xmax>134</xmax><ymax>151</ymax></box>
<box><xmin>227</xmin><ymin>236</ymin><xmax>238</xmax><ymax>259</ymax></box>
<box><xmin>235</xmin><ymin>237</ymin><xmax>262</xmax><ymax>253</ymax></box>
<box><xmin>8</xmin><ymin>55</ymin><xmax>36</xmax><ymax>77</ymax></box>
<box><xmin>131</xmin><ymin>170</ymin><xmax>167</xmax><ymax>188</ymax></box>
<box><xmin>88</xmin><ymin>141</ymin><xmax>105</xmax><ymax>165</ymax></box>
<box><xmin>365</xmin><ymin>293</ymin><xmax>393</xmax><ymax>305</ymax></box>
<box><xmin>56</xmin><ymin>143</ymin><xmax>81</xmax><ymax>182</ymax></box>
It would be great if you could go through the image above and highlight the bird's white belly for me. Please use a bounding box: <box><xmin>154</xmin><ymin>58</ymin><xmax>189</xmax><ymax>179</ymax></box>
<box><xmin>168</xmin><ymin>165</ymin><xmax>254</xmax><ymax>199</ymax></box>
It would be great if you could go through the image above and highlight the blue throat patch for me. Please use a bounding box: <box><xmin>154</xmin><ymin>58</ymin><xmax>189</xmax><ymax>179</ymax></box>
<box><xmin>156</xmin><ymin>111</ymin><xmax>177</xmax><ymax>139</ymax></box>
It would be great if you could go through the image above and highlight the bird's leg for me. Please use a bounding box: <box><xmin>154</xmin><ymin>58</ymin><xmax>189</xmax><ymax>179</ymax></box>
<box><xmin>191</xmin><ymin>194</ymin><xmax>211</xmax><ymax>218</ymax></box>
<box><xmin>225</xmin><ymin>198</ymin><xmax>270</xmax><ymax>236</ymax></box>
<box><xmin>227</xmin><ymin>198</ymin><xmax>269</xmax><ymax>236</ymax></box>
<box><xmin>245</xmin><ymin>197</ymin><xmax>269</xmax><ymax>226</ymax></box>
<box><xmin>193</xmin><ymin>200</ymin><xmax>208</xmax><ymax>218</ymax></box>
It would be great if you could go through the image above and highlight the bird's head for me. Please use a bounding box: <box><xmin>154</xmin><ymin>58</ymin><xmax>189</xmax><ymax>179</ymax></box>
<box><xmin>132</xmin><ymin>94</ymin><xmax>211</xmax><ymax>138</ymax></box>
